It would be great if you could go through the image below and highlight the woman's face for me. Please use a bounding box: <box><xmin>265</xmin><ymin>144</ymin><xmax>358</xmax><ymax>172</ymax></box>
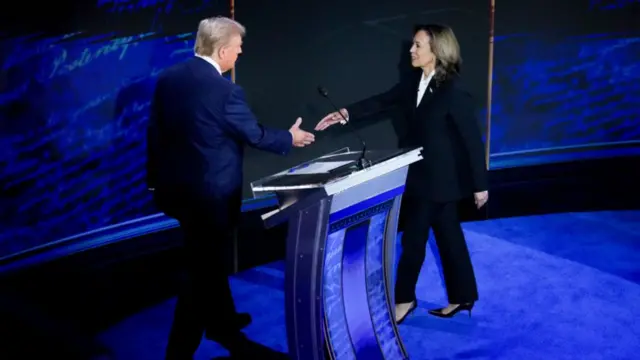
<box><xmin>410</xmin><ymin>30</ymin><xmax>436</xmax><ymax>69</ymax></box>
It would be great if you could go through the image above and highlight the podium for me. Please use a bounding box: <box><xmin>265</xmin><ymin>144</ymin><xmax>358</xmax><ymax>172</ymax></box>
<box><xmin>251</xmin><ymin>147</ymin><xmax>423</xmax><ymax>360</ymax></box>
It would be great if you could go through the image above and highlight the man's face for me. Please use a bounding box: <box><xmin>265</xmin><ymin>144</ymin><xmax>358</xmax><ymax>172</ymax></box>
<box><xmin>410</xmin><ymin>30</ymin><xmax>435</xmax><ymax>69</ymax></box>
<box><xmin>217</xmin><ymin>34</ymin><xmax>243</xmax><ymax>72</ymax></box>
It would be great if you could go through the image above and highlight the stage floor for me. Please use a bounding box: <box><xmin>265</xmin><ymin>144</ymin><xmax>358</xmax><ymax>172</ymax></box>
<box><xmin>96</xmin><ymin>210</ymin><xmax>640</xmax><ymax>360</ymax></box>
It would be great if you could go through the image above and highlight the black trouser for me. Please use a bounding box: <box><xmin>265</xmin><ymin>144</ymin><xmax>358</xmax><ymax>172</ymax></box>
<box><xmin>165</xmin><ymin>196</ymin><xmax>243</xmax><ymax>359</ymax></box>
<box><xmin>395</xmin><ymin>197</ymin><xmax>478</xmax><ymax>305</ymax></box>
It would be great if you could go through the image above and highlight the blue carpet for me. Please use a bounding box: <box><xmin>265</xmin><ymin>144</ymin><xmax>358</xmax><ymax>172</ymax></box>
<box><xmin>97</xmin><ymin>211</ymin><xmax>640</xmax><ymax>359</ymax></box>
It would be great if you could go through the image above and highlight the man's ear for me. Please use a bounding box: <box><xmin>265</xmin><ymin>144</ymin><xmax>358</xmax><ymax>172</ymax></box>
<box><xmin>215</xmin><ymin>45</ymin><xmax>225</xmax><ymax>59</ymax></box>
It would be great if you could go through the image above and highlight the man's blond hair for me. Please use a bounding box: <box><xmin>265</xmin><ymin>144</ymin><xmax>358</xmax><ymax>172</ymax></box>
<box><xmin>194</xmin><ymin>16</ymin><xmax>246</xmax><ymax>56</ymax></box>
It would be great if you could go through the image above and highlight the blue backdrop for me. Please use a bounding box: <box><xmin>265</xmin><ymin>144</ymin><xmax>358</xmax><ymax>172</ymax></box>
<box><xmin>0</xmin><ymin>0</ymin><xmax>638</xmax><ymax>259</ymax></box>
<box><xmin>0</xmin><ymin>0</ymin><xmax>230</xmax><ymax>258</ymax></box>
<box><xmin>489</xmin><ymin>0</ymin><xmax>640</xmax><ymax>168</ymax></box>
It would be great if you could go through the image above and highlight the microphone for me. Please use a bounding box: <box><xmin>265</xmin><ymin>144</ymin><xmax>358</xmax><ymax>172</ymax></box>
<box><xmin>317</xmin><ymin>86</ymin><xmax>370</xmax><ymax>170</ymax></box>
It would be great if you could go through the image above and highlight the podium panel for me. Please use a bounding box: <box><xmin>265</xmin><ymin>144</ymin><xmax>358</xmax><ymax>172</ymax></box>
<box><xmin>323</xmin><ymin>186</ymin><xmax>406</xmax><ymax>360</ymax></box>
<box><xmin>252</xmin><ymin>148</ymin><xmax>422</xmax><ymax>360</ymax></box>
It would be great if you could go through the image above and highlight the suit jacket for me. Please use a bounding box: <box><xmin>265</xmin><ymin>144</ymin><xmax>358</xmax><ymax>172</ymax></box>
<box><xmin>146</xmin><ymin>57</ymin><xmax>292</xmax><ymax>219</ymax></box>
<box><xmin>347</xmin><ymin>71</ymin><xmax>488</xmax><ymax>203</ymax></box>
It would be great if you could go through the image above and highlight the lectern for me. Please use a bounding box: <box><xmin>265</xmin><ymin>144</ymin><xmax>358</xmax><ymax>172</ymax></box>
<box><xmin>251</xmin><ymin>147</ymin><xmax>423</xmax><ymax>360</ymax></box>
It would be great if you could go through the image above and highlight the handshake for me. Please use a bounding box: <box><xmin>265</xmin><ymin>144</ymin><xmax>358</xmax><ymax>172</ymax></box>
<box><xmin>288</xmin><ymin>109</ymin><xmax>349</xmax><ymax>148</ymax></box>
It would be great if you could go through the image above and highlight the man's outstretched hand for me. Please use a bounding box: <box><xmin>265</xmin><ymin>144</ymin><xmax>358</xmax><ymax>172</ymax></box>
<box><xmin>289</xmin><ymin>117</ymin><xmax>315</xmax><ymax>147</ymax></box>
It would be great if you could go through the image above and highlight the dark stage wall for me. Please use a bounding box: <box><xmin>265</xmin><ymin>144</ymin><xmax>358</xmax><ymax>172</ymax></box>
<box><xmin>234</xmin><ymin>0</ymin><xmax>490</xmax><ymax>185</ymax></box>
<box><xmin>0</xmin><ymin>0</ymin><xmax>639</xmax><ymax>260</ymax></box>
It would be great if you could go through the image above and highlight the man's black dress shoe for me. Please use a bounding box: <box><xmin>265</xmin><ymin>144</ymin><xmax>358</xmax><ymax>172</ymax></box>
<box><xmin>232</xmin><ymin>312</ymin><xmax>252</xmax><ymax>329</ymax></box>
<box><xmin>210</xmin><ymin>336</ymin><xmax>290</xmax><ymax>359</ymax></box>
<box><xmin>205</xmin><ymin>312</ymin><xmax>252</xmax><ymax>340</ymax></box>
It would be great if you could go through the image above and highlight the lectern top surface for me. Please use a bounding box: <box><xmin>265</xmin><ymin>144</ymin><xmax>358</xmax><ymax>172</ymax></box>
<box><xmin>250</xmin><ymin>147</ymin><xmax>417</xmax><ymax>192</ymax></box>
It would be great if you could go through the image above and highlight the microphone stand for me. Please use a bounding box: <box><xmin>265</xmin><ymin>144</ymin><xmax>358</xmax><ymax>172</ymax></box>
<box><xmin>335</xmin><ymin>110</ymin><xmax>369</xmax><ymax>170</ymax></box>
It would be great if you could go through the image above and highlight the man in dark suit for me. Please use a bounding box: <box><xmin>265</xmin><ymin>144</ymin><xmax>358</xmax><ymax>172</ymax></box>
<box><xmin>315</xmin><ymin>24</ymin><xmax>488</xmax><ymax>322</ymax></box>
<box><xmin>146</xmin><ymin>16</ymin><xmax>315</xmax><ymax>359</ymax></box>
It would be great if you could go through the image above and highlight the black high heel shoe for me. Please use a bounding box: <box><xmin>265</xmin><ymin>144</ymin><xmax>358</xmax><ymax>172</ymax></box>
<box><xmin>428</xmin><ymin>302</ymin><xmax>474</xmax><ymax>318</ymax></box>
<box><xmin>395</xmin><ymin>301</ymin><xmax>417</xmax><ymax>324</ymax></box>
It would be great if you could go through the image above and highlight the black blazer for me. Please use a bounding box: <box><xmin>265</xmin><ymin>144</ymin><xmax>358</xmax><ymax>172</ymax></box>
<box><xmin>347</xmin><ymin>72</ymin><xmax>488</xmax><ymax>203</ymax></box>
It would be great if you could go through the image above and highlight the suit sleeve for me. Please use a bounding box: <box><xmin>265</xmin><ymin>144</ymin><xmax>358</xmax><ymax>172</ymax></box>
<box><xmin>223</xmin><ymin>86</ymin><xmax>293</xmax><ymax>156</ymax></box>
<box><xmin>449</xmin><ymin>89</ymin><xmax>489</xmax><ymax>192</ymax></box>
<box><xmin>346</xmin><ymin>82</ymin><xmax>403</xmax><ymax>120</ymax></box>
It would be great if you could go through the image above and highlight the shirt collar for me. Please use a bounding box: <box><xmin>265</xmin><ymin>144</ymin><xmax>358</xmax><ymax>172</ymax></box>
<box><xmin>421</xmin><ymin>70</ymin><xmax>435</xmax><ymax>83</ymax></box>
<box><xmin>195</xmin><ymin>54</ymin><xmax>222</xmax><ymax>75</ymax></box>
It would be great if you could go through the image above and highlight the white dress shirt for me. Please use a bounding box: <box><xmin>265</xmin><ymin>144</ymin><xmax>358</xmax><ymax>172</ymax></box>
<box><xmin>417</xmin><ymin>70</ymin><xmax>435</xmax><ymax>107</ymax></box>
<box><xmin>195</xmin><ymin>54</ymin><xmax>222</xmax><ymax>75</ymax></box>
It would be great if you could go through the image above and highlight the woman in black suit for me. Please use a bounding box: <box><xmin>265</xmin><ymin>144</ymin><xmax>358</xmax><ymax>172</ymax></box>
<box><xmin>315</xmin><ymin>24</ymin><xmax>489</xmax><ymax>322</ymax></box>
